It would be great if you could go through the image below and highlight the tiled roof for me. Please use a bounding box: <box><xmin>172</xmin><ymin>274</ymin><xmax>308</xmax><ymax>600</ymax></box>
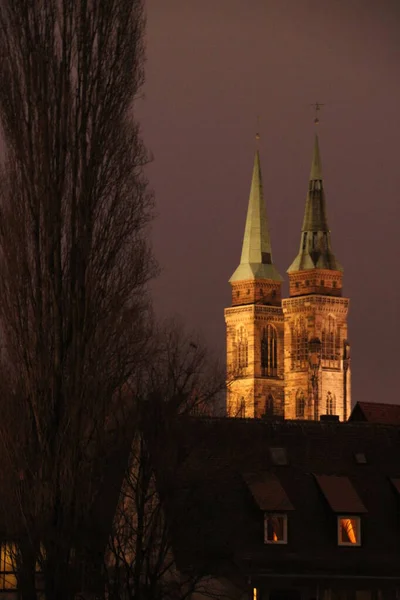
<box><xmin>243</xmin><ymin>472</ymin><xmax>294</xmax><ymax>512</ymax></box>
<box><xmin>156</xmin><ymin>417</ymin><xmax>400</xmax><ymax>583</ymax></box>
<box><xmin>349</xmin><ymin>401</ymin><xmax>400</xmax><ymax>425</ymax></box>
<box><xmin>314</xmin><ymin>474</ymin><xmax>367</xmax><ymax>513</ymax></box>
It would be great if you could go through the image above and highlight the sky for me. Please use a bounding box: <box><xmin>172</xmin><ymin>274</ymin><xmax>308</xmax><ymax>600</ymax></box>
<box><xmin>138</xmin><ymin>0</ymin><xmax>400</xmax><ymax>405</ymax></box>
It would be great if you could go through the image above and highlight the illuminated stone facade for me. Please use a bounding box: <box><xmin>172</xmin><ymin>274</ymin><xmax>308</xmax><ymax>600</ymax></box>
<box><xmin>225</xmin><ymin>149</ymin><xmax>285</xmax><ymax>418</ymax></box>
<box><xmin>226</xmin><ymin>135</ymin><xmax>351</xmax><ymax>421</ymax></box>
<box><xmin>282</xmin><ymin>291</ymin><xmax>351</xmax><ymax>421</ymax></box>
<box><xmin>225</xmin><ymin>283</ymin><xmax>285</xmax><ymax>418</ymax></box>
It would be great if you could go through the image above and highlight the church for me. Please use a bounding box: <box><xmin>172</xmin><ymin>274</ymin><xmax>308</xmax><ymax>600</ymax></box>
<box><xmin>225</xmin><ymin>133</ymin><xmax>351</xmax><ymax>421</ymax></box>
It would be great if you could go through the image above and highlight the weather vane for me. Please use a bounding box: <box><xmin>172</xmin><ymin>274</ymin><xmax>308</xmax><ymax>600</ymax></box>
<box><xmin>311</xmin><ymin>101</ymin><xmax>324</xmax><ymax>125</ymax></box>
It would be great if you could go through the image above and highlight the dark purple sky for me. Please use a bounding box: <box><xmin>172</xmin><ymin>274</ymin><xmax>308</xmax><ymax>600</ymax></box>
<box><xmin>139</xmin><ymin>0</ymin><xmax>400</xmax><ymax>405</ymax></box>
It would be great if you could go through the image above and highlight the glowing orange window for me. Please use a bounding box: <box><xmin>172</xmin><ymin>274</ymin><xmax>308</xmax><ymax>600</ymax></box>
<box><xmin>264</xmin><ymin>514</ymin><xmax>287</xmax><ymax>544</ymax></box>
<box><xmin>338</xmin><ymin>516</ymin><xmax>361</xmax><ymax>546</ymax></box>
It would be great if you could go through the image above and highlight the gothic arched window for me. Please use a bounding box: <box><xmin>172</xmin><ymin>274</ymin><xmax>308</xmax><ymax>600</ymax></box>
<box><xmin>261</xmin><ymin>324</ymin><xmax>278</xmax><ymax>376</ymax></box>
<box><xmin>236</xmin><ymin>327</ymin><xmax>248</xmax><ymax>370</ymax></box>
<box><xmin>326</xmin><ymin>391</ymin><xmax>335</xmax><ymax>415</ymax></box>
<box><xmin>296</xmin><ymin>389</ymin><xmax>306</xmax><ymax>418</ymax></box>
<box><xmin>292</xmin><ymin>319</ymin><xmax>308</xmax><ymax>370</ymax></box>
<box><xmin>322</xmin><ymin>316</ymin><xmax>340</xmax><ymax>367</ymax></box>
<box><xmin>265</xmin><ymin>394</ymin><xmax>274</xmax><ymax>417</ymax></box>
<box><xmin>237</xmin><ymin>397</ymin><xmax>245</xmax><ymax>418</ymax></box>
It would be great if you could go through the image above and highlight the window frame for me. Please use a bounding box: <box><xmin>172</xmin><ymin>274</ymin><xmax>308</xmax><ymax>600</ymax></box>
<box><xmin>264</xmin><ymin>513</ymin><xmax>288</xmax><ymax>545</ymax></box>
<box><xmin>337</xmin><ymin>515</ymin><xmax>361</xmax><ymax>547</ymax></box>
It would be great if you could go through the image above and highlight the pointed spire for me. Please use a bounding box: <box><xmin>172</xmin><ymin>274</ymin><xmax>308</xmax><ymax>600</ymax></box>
<box><xmin>230</xmin><ymin>148</ymin><xmax>282</xmax><ymax>282</ymax></box>
<box><xmin>288</xmin><ymin>134</ymin><xmax>342</xmax><ymax>273</ymax></box>
<box><xmin>309</xmin><ymin>134</ymin><xmax>323</xmax><ymax>181</ymax></box>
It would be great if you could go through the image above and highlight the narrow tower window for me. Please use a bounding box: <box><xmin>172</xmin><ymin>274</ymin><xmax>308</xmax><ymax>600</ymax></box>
<box><xmin>296</xmin><ymin>390</ymin><xmax>306</xmax><ymax>418</ymax></box>
<box><xmin>322</xmin><ymin>316</ymin><xmax>340</xmax><ymax>367</ymax></box>
<box><xmin>237</xmin><ymin>327</ymin><xmax>248</xmax><ymax>369</ymax></box>
<box><xmin>292</xmin><ymin>319</ymin><xmax>308</xmax><ymax>369</ymax></box>
<box><xmin>261</xmin><ymin>324</ymin><xmax>277</xmax><ymax>376</ymax></box>
<box><xmin>236</xmin><ymin>397</ymin><xmax>246</xmax><ymax>418</ymax></box>
<box><xmin>265</xmin><ymin>394</ymin><xmax>274</xmax><ymax>417</ymax></box>
<box><xmin>326</xmin><ymin>391</ymin><xmax>335</xmax><ymax>415</ymax></box>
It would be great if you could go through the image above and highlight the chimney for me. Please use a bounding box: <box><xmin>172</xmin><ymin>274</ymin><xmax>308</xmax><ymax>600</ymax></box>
<box><xmin>320</xmin><ymin>414</ymin><xmax>340</xmax><ymax>422</ymax></box>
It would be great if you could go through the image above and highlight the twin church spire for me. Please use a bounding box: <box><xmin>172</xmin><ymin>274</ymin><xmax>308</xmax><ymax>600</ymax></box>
<box><xmin>225</xmin><ymin>131</ymin><xmax>350</xmax><ymax>422</ymax></box>
<box><xmin>229</xmin><ymin>149</ymin><xmax>282</xmax><ymax>283</ymax></box>
<box><xmin>231</xmin><ymin>133</ymin><xmax>340</xmax><ymax>283</ymax></box>
<box><xmin>288</xmin><ymin>134</ymin><xmax>342</xmax><ymax>274</ymax></box>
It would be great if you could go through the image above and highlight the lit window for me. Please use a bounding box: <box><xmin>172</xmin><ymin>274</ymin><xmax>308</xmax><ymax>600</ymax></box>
<box><xmin>253</xmin><ymin>588</ymin><xmax>258</xmax><ymax>600</ymax></box>
<box><xmin>264</xmin><ymin>514</ymin><xmax>287</xmax><ymax>544</ymax></box>
<box><xmin>0</xmin><ymin>543</ymin><xmax>17</xmax><ymax>590</ymax></box>
<box><xmin>338</xmin><ymin>516</ymin><xmax>361</xmax><ymax>546</ymax></box>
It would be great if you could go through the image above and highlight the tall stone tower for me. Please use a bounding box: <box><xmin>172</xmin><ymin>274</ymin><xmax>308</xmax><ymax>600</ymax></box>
<box><xmin>225</xmin><ymin>147</ymin><xmax>284</xmax><ymax>418</ymax></box>
<box><xmin>282</xmin><ymin>135</ymin><xmax>351</xmax><ymax>421</ymax></box>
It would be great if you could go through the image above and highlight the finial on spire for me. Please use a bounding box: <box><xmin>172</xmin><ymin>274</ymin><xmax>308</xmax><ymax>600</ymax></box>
<box><xmin>255</xmin><ymin>115</ymin><xmax>261</xmax><ymax>142</ymax></box>
<box><xmin>311</xmin><ymin>101</ymin><xmax>324</xmax><ymax>125</ymax></box>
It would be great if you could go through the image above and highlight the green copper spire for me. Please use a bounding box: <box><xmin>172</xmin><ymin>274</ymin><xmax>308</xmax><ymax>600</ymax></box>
<box><xmin>288</xmin><ymin>134</ymin><xmax>342</xmax><ymax>273</ymax></box>
<box><xmin>309</xmin><ymin>133</ymin><xmax>323</xmax><ymax>181</ymax></box>
<box><xmin>230</xmin><ymin>149</ymin><xmax>282</xmax><ymax>282</ymax></box>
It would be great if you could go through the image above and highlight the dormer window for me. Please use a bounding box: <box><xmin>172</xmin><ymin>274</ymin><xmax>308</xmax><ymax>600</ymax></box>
<box><xmin>315</xmin><ymin>475</ymin><xmax>366</xmax><ymax>548</ymax></box>
<box><xmin>264</xmin><ymin>514</ymin><xmax>287</xmax><ymax>544</ymax></box>
<box><xmin>338</xmin><ymin>516</ymin><xmax>361</xmax><ymax>546</ymax></box>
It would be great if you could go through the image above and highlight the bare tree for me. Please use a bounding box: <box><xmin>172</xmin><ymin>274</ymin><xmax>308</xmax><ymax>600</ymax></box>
<box><xmin>105</xmin><ymin>321</ymin><xmax>226</xmax><ymax>600</ymax></box>
<box><xmin>0</xmin><ymin>1</ymin><xmax>155</xmax><ymax>599</ymax></box>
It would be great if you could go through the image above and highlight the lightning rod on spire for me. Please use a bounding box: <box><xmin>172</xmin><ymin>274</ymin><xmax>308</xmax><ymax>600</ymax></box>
<box><xmin>311</xmin><ymin>102</ymin><xmax>325</xmax><ymax>125</ymax></box>
<box><xmin>256</xmin><ymin>115</ymin><xmax>260</xmax><ymax>142</ymax></box>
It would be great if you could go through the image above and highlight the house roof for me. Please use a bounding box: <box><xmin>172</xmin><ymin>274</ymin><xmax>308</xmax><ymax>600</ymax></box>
<box><xmin>243</xmin><ymin>472</ymin><xmax>294</xmax><ymax>512</ymax></box>
<box><xmin>349</xmin><ymin>401</ymin><xmax>400</xmax><ymax>425</ymax></box>
<box><xmin>314</xmin><ymin>474</ymin><xmax>367</xmax><ymax>513</ymax></box>
<box><xmin>157</xmin><ymin>417</ymin><xmax>400</xmax><ymax>584</ymax></box>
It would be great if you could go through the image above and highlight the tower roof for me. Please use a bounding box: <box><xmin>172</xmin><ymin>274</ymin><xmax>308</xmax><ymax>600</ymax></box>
<box><xmin>230</xmin><ymin>149</ymin><xmax>282</xmax><ymax>283</ymax></box>
<box><xmin>287</xmin><ymin>134</ymin><xmax>343</xmax><ymax>273</ymax></box>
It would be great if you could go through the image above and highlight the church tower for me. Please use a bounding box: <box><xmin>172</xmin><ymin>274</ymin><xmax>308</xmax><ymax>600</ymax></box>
<box><xmin>225</xmin><ymin>145</ymin><xmax>284</xmax><ymax>418</ymax></box>
<box><xmin>282</xmin><ymin>134</ymin><xmax>351</xmax><ymax>421</ymax></box>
